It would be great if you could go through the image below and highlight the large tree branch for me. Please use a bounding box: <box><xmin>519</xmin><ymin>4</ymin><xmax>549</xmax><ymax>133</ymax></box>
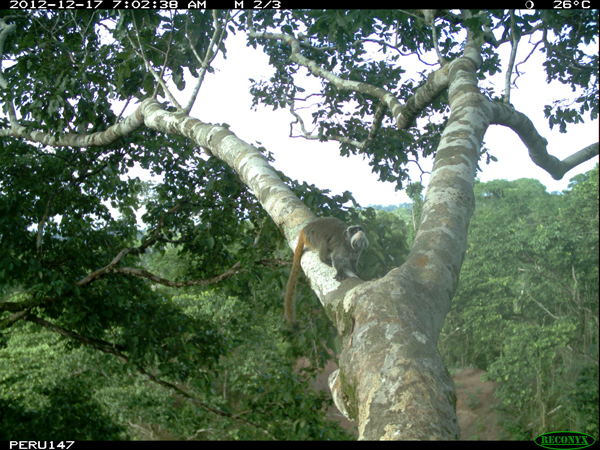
<box><xmin>0</xmin><ymin>18</ymin><xmax>16</xmax><ymax>89</ymax></box>
<box><xmin>489</xmin><ymin>102</ymin><xmax>599</xmax><ymax>179</ymax></box>
<box><xmin>0</xmin><ymin>102</ymin><xmax>145</xmax><ymax>145</ymax></box>
<box><xmin>0</xmin><ymin>18</ymin><xmax>25</xmax><ymax>127</ymax></box>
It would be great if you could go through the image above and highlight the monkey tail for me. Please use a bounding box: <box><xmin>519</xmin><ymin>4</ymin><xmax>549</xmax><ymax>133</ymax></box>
<box><xmin>284</xmin><ymin>229</ymin><xmax>306</xmax><ymax>326</ymax></box>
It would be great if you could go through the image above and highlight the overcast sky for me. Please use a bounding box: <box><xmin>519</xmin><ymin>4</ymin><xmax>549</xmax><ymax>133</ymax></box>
<box><xmin>185</xmin><ymin>28</ymin><xmax>599</xmax><ymax>207</ymax></box>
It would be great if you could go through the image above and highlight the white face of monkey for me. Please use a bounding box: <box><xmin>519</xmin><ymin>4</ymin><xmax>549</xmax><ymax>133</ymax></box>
<box><xmin>348</xmin><ymin>227</ymin><xmax>368</xmax><ymax>251</ymax></box>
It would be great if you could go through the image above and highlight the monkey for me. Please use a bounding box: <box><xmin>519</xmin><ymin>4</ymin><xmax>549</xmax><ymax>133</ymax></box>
<box><xmin>284</xmin><ymin>217</ymin><xmax>369</xmax><ymax>326</ymax></box>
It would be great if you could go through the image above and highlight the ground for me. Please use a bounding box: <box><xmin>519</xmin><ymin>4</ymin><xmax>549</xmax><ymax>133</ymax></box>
<box><xmin>451</xmin><ymin>367</ymin><xmax>503</xmax><ymax>440</ymax></box>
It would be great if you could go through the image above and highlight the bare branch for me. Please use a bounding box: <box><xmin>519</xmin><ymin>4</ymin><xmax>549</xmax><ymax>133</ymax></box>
<box><xmin>0</xmin><ymin>309</ymin><xmax>31</xmax><ymax>330</ymax></box>
<box><xmin>407</xmin><ymin>158</ymin><xmax>432</xmax><ymax>180</ymax></box>
<box><xmin>152</xmin><ymin>11</ymin><xmax>176</xmax><ymax>99</ymax></box>
<box><xmin>515</xmin><ymin>36</ymin><xmax>544</xmax><ymax>81</ymax></box>
<box><xmin>560</xmin><ymin>142</ymin><xmax>600</xmax><ymax>173</ymax></box>
<box><xmin>128</xmin><ymin>12</ymin><xmax>181</xmax><ymax>109</ymax></box>
<box><xmin>287</xmin><ymin>99</ymin><xmax>323</xmax><ymax>141</ymax></box>
<box><xmin>76</xmin><ymin>201</ymin><xmax>186</xmax><ymax>287</ymax></box>
<box><xmin>26</xmin><ymin>314</ymin><xmax>127</xmax><ymax>354</ymax></box>
<box><xmin>183</xmin><ymin>11</ymin><xmax>230</xmax><ymax>114</ymax></box>
<box><xmin>526</xmin><ymin>291</ymin><xmax>560</xmax><ymax>320</ymax></box>
<box><xmin>503</xmin><ymin>11</ymin><xmax>519</xmax><ymax>105</ymax></box>
<box><xmin>361</xmin><ymin>101</ymin><xmax>388</xmax><ymax>149</ymax></box>
<box><xmin>423</xmin><ymin>10</ymin><xmax>448</xmax><ymax>67</ymax></box>
<box><xmin>113</xmin><ymin>261</ymin><xmax>242</xmax><ymax>287</ymax></box>
<box><xmin>76</xmin><ymin>248</ymin><xmax>134</xmax><ymax>287</ymax></box>
<box><xmin>288</xmin><ymin>99</ymin><xmax>375</xmax><ymax>149</ymax></box>
<box><xmin>37</xmin><ymin>192</ymin><xmax>58</xmax><ymax>262</ymax></box>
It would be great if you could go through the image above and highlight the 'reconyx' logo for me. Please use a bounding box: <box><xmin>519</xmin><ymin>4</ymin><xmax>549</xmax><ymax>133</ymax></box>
<box><xmin>534</xmin><ymin>432</ymin><xmax>596</xmax><ymax>450</ymax></box>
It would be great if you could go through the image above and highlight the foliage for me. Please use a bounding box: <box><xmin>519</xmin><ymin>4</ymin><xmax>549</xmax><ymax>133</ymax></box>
<box><xmin>0</xmin><ymin>263</ymin><xmax>355</xmax><ymax>440</ymax></box>
<box><xmin>540</xmin><ymin>10</ymin><xmax>599</xmax><ymax>132</ymax></box>
<box><xmin>440</xmin><ymin>166</ymin><xmax>599</xmax><ymax>439</ymax></box>
<box><xmin>359</xmin><ymin>208</ymin><xmax>410</xmax><ymax>279</ymax></box>
<box><xmin>244</xmin><ymin>10</ymin><xmax>597</xmax><ymax>187</ymax></box>
<box><xmin>0</xmin><ymin>322</ymin><xmax>127</xmax><ymax>440</ymax></box>
<box><xmin>167</xmin><ymin>291</ymin><xmax>353</xmax><ymax>440</ymax></box>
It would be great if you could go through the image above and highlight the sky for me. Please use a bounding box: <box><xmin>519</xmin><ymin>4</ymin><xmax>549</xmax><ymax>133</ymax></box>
<box><xmin>181</xmin><ymin>26</ymin><xmax>599</xmax><ymax>207</ymax></box>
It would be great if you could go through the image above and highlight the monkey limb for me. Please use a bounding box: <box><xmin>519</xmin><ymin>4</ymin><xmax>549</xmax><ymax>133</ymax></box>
<box><xmin>283</xmin><ymin>217</ymin><xmax>369</xmax><ymax>326</ymax></box>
